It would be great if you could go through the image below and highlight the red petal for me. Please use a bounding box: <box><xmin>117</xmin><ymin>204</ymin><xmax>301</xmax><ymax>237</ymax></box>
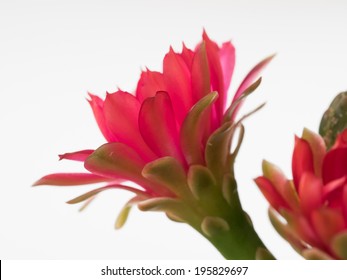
<box><xmin>254</xmin><ymin>176</ymin><xmax>289</xmax><ymax>211</ymax></box>
<box><xmin>322</xmin><ymin>147</ymin><xmax>347</xmax><ymax>184</ymax></box>
<box><xmin>219</xmin><ymin>41</ymin><xmax>235</xmax><ymax>98</ymax></box>
<box><xmin>302</xmin><ymin>128</ymin><xmax>326</xmax><ymax>178</ymax></box>
<box><xmin>231</xmin><ymin>54</ymin><xmax>274</xmax><ymax>120</ymax></box>
<box><xmin>283</xmin><ymin>211</ymin><xmax>322</xmax><ymax>248</ymax></box>
<box><xmin>88</xmin><ymin>93</ymin><xmax>116</xmax><ymax>142</ymax></box>
<box><xmin>163</xmin><ymin>48</ymin><xmax>192</xmax><ymax>125</ymax></box>
<box><xmin>135</xmin><ymin>71</ymin><xmax>167</xmax><ymax>102</ymax></box>
<box><xmin>312</xmin><ymin>208</ymin><xmax>346</xmax><ymax>245</ymax></box>
<box><xmin>139</xmin><ymin>92</ymin><xmax>184</xmax><ymax>162</ymax></box>
<box><xmin>191</xmin><ymin>42</ymin><xmax>211</xmax><ymax>103</ymax></box>
<box><xmin>180</xmin><ymin>43</ymin><xmax>194</xmax><ymax>69</ymax></box>
<box><xmin>298</xmin><ymin>172</ymin><xmax>322</xmax><ymax>215</ymax></box>
<box><xmin>202</xmin><ymin>31</ymin><xmax>225</xmax><ymax>120</ymax></box>
<box><xmin>343</xmin><ymin>186</ymin><xmax>347</xmax><ymax>224</ymax></box>
<box><xmin>292</xmin><ymin>136</ymin><xmax>315</xmax><ymax>189</ymax></box>
<box><xmin>59</xmin><ymin>149</ymin><xmax>94</xmax><ymax>162</ymax></box>
<box><xmin>103</xmin><ymin>91</ymin><xmax>156</xmax><ymax>161</ymax></box>
<box><xmin>33</xmin><ymin>173</ymin><xmax>109</xmax><ymax>186</ymax></box>
<box><xmin>331</xmin><ymin>129</ymin><xmax>347</xmax><ymax>150</ymax></box>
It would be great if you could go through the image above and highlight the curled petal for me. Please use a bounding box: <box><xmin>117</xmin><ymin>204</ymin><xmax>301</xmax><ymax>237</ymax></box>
<box><xmin>142</xmin><ymin>157</ymin><xmax>188</xmax><ymax>198</ymax></box>
<box><xmin>115</xmin><ymin>195</ymin><xmax>146</xmax><ymax>229</ymax></box>
<box><xmin>231</xmin><ymin>54</ymin><xmax>275</xmax><ymax>119</ymax></box>
<box><xmin>180</xmin><ymin>92</ymin><xmax>218</xmax><ymax>165</ymax></box>
<box><xmin>205</xmin><ymin>121</ymin><xmax>233</xmax><ymax>183</ymax></box>
<box><xmin>59</xmin><ymin>150</ymin><xmax>94</xmax><ymax>162</ymax></box>
<box><xmin>292</xmin><ymin>136</ymin><xmax>315</xmax><ymax>189</ymax></box>
<box><xmin>33</xmin><ymin>173</ymin><xmax>109</xmax><ymax>186</ymax></box>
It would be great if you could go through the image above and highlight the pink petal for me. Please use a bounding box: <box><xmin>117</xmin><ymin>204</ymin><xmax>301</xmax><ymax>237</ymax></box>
<box><xmin>163</xmin><ymin>47</ymin><xmax>192</xmax><ymax>125</ymax></box>
<box><xmin>103</xmin><ymin>91</ymin><xmax>156</xmax><ymax>161</ymax></box>
<box><xmin>135</xmin><ymin>71</ymin><xmax>167</xmax><ymax>102</ymax></box>
<box><xmin>219</xmin><ymin>41</ymin><xmax>235</xmax><ymax>98</ymax></box>
<box><xmin>33</xmin><ymin>173</ymin><xmax>109</xmax><ymax>186</ymax></box>
<box><xmin>191</xmin><ymin>42</ymin><xmax>211</xmax><ymax>103</ymax></box>
<box><xmin>202</xmin><ymin>31</ymin><xmax>225</xmax><ymax>120</ymax></box>
<box><xmin>292</xmin><ymin>136</ymin><xmax>315</xmax><ymax>189</ymax></box>
<box><xmin>254</xmin><ymin>176</ymin><xmax>289</xmax><ymax>211</ymax></box>
<box><xmin>231</xmin><ymin>54</ymin><xmax>274</xmax><ymax>120</ymax></box>
<box><xmin>139</xmin><ymin>91</ymin><xmax>184</xmax><ymax>162</ymax></box>
<box><xmin>312</xmin><ymin>207</ymin><xmax>346</xmax><ymax>245</ymax></box>
<box><xmin>88</xmin><ymin>93</ymin><xmax>116</xmax><ymax>142</ymax></box>
<box><xmin>180</xmin><ymin>43</ymin><xmax>194</xmax><ymax>69</ymax></box>
<box><xmin>322</xmin><ymin>147</ymin><xmax>347</xmax><ymax>184</ymax></box>
<box><xmin>298</xmin><ymin>172</ymin><xmax>322</xmax><ymax>215</ymax></box>
<box><xmin>59</xmin><ymin>149</ymin><xmax>94</xmax><ymax>162</ymax></box>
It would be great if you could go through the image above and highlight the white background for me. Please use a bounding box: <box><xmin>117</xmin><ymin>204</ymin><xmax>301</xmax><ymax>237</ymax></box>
<box><xmin>1</xmin><ymin>0</ymin><xmax>346</xmax><ymax>260</ymax></box>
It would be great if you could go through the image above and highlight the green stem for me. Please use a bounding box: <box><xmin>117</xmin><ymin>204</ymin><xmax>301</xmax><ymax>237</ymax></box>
<box><xmin>182</xmin><ymin>175</ymin><xmax>274</xmax><ymax>260</ymax></box>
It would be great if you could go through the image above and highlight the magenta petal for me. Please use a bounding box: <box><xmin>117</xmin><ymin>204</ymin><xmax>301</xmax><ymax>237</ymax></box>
<box><xmin>298</xmin><ymin>173</ymin><xmax>322</xmax><ymax>215</ymax></box>
<box><xmin>135</xmin><ymin>71</ymin><xmax>167</xmax><ymax>102</ymax></box>
<box><xmin>191</xmin><ymin>42</ymin><xmax>211</xmax><ymax>103</ymax></box>
<box><xmin>163</xmin><ymin>47</ymin><xmax>193</xmax><ymax>125</ymax></box>
<box><xmin>292</xmin><ymin>136</ymin><xmax>315</xmax><ymax>189</ymax></box>
<box><xmin>219</xmin><ymin>41</ymin><xmax>235</xmax><ymax>100</ymax></box>
<box><xmin>88</xmin><ymin>93</ymin><xmax>116</xmax><ymax>142</ymax></box>
<box><xmin>202</xmin><ymin>31</ymin><xmax>225</xmax><ymax>120</ymax></box>
<box><xmin>33</xmin><ymin>173</ymin><xmax>109</xmax><ymax>186</ymax></box>
<box><xmin>322</xmin><ymin>147</ymin><xmax>347</xmax><ymax>184</ymax></box>
<box><xmin>139</xmin><ymin>92</ymin><xmax>184</xmax><ymax>162</ymax></box>
<box><xmin>103</xmin><ymin>91</ymin><xmax>156</xmax><ymax>161</ymax></box>
<box><xmin>231</xmin><ymin>54</ymin><xmax>274</xmax><ymax>120</ymax></box>
<box><xmin>59</xmin><ymin>149</ymin><xmax>94</xmax><ymax>162</ymax></box>
<box><xmin>180</xmin><ymin>43</ymin><xmax>194</xmax><ymax>69</ymax></box>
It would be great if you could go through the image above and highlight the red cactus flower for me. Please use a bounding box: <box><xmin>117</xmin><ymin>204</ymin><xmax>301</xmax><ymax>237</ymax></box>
<box><xmin>255</xmin><ymin>128</ymin><xmax>347</xmax><ymax>259</ymax></box>
<box><xmin>35</xmin><ymin>32</ymin><xmax>273</xmax><ymax>259</ymax></box>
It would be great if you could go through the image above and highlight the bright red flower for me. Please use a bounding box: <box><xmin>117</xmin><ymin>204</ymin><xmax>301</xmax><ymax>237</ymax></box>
<box><xmin>35</xmin><ymin>32</ymin><xmax>272</xmax><ymax>232</ymax></box>
<box><xmin>255</xmin><ymin>128</ymin><xmax>347</xmax><ymax>259</ymax></box>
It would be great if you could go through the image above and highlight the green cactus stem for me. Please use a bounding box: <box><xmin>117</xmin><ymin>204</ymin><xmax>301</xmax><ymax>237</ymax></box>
<box><xmin>319</xmin><ymin>91</ymin><xmax>347</xmax><ymax>149</ymax></box>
